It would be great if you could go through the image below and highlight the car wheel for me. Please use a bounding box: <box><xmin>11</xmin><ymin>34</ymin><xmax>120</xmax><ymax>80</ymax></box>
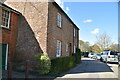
<box><xmin>105</xmin><ymin>60</ymin><xmax>108</xmax><ymax>63</ymax></box>
<box><xmin>100</xmin><ymin>58</ymin><xmax>103</xmax><ymax>62</ymax></box>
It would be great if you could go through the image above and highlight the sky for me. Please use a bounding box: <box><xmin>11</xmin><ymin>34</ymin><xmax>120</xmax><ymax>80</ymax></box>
<box><xmin>3</xmin><ymin>0</ymin><xmax>118</xmax><ymax>46</ymax></box>
<box><xmin>55</xmin><ymin>1</ymin><xmax>118</xmax><ymax>45</ymax></box>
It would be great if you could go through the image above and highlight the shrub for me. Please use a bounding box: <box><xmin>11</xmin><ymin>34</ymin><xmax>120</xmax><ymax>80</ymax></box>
<box><xmin>49</xmin><ymin>56</ymin><xmax>76</xmax><ymax>76</ymax></box>
<box><xmin>73</xmin><ymin>48</ymin><xmax>81</xmax><ymax>64</ymax></box>
<box><xmin>35</xmin><ymin>53</ymin><xmax>51</xmax><ymax>75</ymax></box>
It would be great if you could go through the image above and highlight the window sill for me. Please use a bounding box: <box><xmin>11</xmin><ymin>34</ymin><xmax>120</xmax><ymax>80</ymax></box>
<box><xmin>0</xmin><ymin>25</ymin><xmax>10</xmax><ymax>30</ymax></box>
<box><xmin>56</xmin><ymin>54</ymin><xmax>61</xmax><ymax>57</ymax></box>
<box><xmin>57</xmin><ymin>25</ymin><xmax>62</xmax><ymax>29</ymax></box>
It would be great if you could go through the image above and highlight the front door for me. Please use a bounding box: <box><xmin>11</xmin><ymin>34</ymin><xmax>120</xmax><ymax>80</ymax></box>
<box><xmin>0</xmin><ymin>43</ymin><xmax>8</xmax><ymax>70</ymax></box>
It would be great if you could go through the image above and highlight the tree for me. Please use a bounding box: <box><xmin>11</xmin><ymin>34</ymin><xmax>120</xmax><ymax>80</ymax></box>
<box><xmin>91</xmin><ymin>44</ymin><xmax>101</xmax><ymax>53</ymax></box>
<box><xmin>109</xmin><ymin>43</ymin><xmax>119</xmax><ymax>50</ymax></box>
<box><xmin>95</xmin><ymin>33</ymin><xmax>113</xmax><ymax>52</ymax></box>
<box><xmin>79</xmin><ymin>40</ymin><xmax>91</xmax><ymax>52</ymax></box>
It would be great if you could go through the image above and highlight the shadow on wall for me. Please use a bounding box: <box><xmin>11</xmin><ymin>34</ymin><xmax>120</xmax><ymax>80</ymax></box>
<box><xmin>13</xmin><ymin>15</ymin><xmax>43</xmax><ymax>63</ymax></box>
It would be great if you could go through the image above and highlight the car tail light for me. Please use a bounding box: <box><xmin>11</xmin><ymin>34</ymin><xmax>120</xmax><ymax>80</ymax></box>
<box><xmin>108</xmin><ymin>56</ymin><xmax>110</xmax><ymax>58</ymax></box>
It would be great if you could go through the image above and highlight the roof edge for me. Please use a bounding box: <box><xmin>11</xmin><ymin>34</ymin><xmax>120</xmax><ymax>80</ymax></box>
<box><xmin>0</xmin><ymin>2</ymin><xmax>21</xmax><ymax>14</ymax></box>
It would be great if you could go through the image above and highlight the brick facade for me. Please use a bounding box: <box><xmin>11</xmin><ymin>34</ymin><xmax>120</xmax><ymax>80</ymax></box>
<box><xmin>5</xmin><ymin>2</ymin><xmax>79</xmax><ymax>61</ymax></box>
<box><xmin>0</xmin><ymin>3</ymin><xmax>19</xmax><ymax>69</ymax></box>
<box><xmin>47</xmin><ymin>3</ymin><xmax>79</xmax><ymax>58</ymax></box>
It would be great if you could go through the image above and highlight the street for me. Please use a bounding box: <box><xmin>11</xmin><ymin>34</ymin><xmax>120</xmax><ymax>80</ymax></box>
<box><xmin>2</xmin><ymin>57</ymin><xmax>119</xmax><ymax>79</ymax></box>
<box><xmin>56</xmin><ymin>57</ymin><xmax>119</xmax><ymax>78</ymax></box>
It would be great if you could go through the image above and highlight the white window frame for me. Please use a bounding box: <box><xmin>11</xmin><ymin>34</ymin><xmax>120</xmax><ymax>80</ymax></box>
<box><xmin>56</xmin><ymin>40</ymin><xmax>62</xmax><ymax>57</ymax></box>
<box><xmin>57</xmin><ymin>13</ymin><xmax>62</xmax><ymax>28</ymax></box>
<box><xmin>74</xmin><ymin>28</ymin><xmax>76</xmax><ymax>37</ymax></box>
<box><xmin>1</xmin><ymin>8</ymin><xmax>11</xmax><ymax>29</ymax></box>
<box><xmin>74</xmin><ymin>45</ymin><xmax>76</xmax><ymax>53</ymax></box>
<box><xmin>66</xmin><ymin>43</ymin><xmax>69</xmax><ymax>56</ymax></box>
<box><xmin>5</xmin><ymin>44</ymin><xmax>8</xmax><ymax>70</ymax></box>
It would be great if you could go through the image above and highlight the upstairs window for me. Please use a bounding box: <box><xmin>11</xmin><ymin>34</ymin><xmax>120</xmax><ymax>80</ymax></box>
<box><xmin>57</xmin><ymin>13</ymin><xmax>62</xmax><ymax>28</ymax></box>
<box><xmin>74</xmin><ymin>28</ymin><xmax>76</xmax><ymax>37</ymax></box>
<box><xmin>2</xmin><ymin>9</ymin><xmax>10</xmax><ymax>28</ymax></box>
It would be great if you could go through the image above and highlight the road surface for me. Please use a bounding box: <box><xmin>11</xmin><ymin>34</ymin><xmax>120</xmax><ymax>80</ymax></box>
<box><xmin>56</xmin><ymin>57</ymin><xmax>119</xmax><ymax>79</ymax></box>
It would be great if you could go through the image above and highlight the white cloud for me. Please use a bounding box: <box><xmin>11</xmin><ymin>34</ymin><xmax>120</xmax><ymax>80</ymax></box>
<box><xmin>66</xmin><ymin>7</ymin><xmax>70</xmax><ymax>11</ymax></box>
<box><xmin>55</xmin><ymin>0</ymin><xmax>64</xmax><ymax>9</ymax></box>
<box><xmin>91</xmin><ymin>28</ymin><xmax>99</xmax><ymax>35</ymax></box>
<box><xmin>65</xmin><ymin>6</ymin><xmax>70</xmax><ymax>13</ymax></box>
<box><xmin>83</xmin><ymin>19</ymin><xmax>93</xmax><ymax>23</ymax></box>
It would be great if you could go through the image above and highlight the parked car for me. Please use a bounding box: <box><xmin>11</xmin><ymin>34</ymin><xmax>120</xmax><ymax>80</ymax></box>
<box><xmin>88</xmin><ymin>53</ymin><xmax>93</xmax><ymax>58</ymax></box>
<box><xmin>100</xmin><ymin>50</ymin><xmax>119</xmax><ymax>63</ymax></box>
<box><xmin>95</xmin><ymin>54</ymin><xmax>101</xmax><ymax>60</ymax></box>
<box><xmin>92</xmin><ymin>53</ymin><xmax>97</xmax><ymax>59</ymax></box>
<box><xmin>118</xmin><ymin>53</ymin><xmax>120</xmax><ymax>66</ymax></box>
<box><xmin>88</xmin><ymin>53</ymin><xmax>96</xmax><ymax>58</ymax></box>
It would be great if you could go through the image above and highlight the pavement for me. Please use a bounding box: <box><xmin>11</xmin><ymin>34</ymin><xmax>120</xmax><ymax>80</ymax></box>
<box><xmin>56</xmin><ymin>57</ymin><xmax>119</xmax><ymax>79</ymax></box>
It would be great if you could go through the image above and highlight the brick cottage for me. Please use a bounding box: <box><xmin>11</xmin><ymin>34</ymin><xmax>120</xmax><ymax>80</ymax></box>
<box><xmin>2</xmin><ymin>1</ymin><xmax>80</xmax><ymax>68</ymax></box>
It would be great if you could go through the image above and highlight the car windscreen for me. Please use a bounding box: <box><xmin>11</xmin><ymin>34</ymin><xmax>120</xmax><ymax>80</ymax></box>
<box><xmin>110</xmin><ymin>51</ymin><xmax>119</xmax><ymax>55</ymax></box>
<box><xmin>97</xmin><ymin>54</ymin><xmax>101</xmax><ymax>56</ymax></box>
<box><xmin>91</xmin><ymin>53</ymin><xmax>94</xmax><ymax>55</ymax></box>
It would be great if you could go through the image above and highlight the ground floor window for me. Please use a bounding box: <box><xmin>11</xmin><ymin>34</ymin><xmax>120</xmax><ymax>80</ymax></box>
<box><xmin>0</xmin><ymin>43</ymin><xmax>8</xmax><ymax>70</ymax></box>
<box><xmin>74</xmin><ymin>45</ymin><xmax>76</xmax><ymax>53</ymax></box>
<box><xmin>56</xmin><ymin>40</ymin><xmax>62</xmax><ymax>57</ymax></box>
<box><xmin>66</xmin><ymin>43</ymin><xmax>69</xmax><ymax>56</ymax></box>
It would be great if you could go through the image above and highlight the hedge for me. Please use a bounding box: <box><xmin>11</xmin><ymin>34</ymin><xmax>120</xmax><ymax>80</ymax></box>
<box><xmin>73</xmin><ymin>48</ymin><xmax>81</xmax><ymax>64</ymax></box>
<box><xmin>49</xmin><ymin>56</ymin><xmax>76</xmax><ymax>76</ymax></box>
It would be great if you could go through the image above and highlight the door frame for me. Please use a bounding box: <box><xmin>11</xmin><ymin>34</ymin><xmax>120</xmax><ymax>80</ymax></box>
<box><xmin>2</xmin><ymin>43</ymin><xmax>8</xmax><ymax>70</ymax></box>
<box><xmin>5</xmin><ymin>44</ymin><xmax>8</xmax><ymax>70</ymax></box>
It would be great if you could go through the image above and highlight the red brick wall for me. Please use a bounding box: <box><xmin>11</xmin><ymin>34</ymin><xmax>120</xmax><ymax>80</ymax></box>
<box><xmin>0</xmin><ymin>7</ymin><xmax>2</xmax><ymax>43</ymax></box>
<box><xmin>9</xmin><ymin>12</ymin><xmax>19</xmax><ymax>56</ymax></box>
<box><xmin>47</xmin><ymin>3</ymin><xmax>79</xmax><ymax>58</ymax></box>
<box><xmin>0</xmin><ymin>6</ymin><xmax>19</xmax><ymax>63</ymax></box>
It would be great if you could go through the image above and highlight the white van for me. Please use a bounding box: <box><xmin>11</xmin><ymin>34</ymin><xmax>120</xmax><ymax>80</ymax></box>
<box><xmin>100</xmin><ymin>50</ymin><xmax>119</xmax><ymax>63</ymax></box>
